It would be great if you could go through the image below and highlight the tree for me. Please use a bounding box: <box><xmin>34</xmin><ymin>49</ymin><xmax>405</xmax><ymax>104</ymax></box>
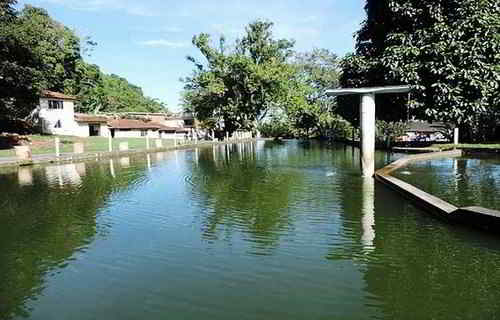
<box><xmin>182</xmin><ymin>20</ymin><xmax>300</xmax><ymax>136</ymax></box>
<box><xmin>287</xmin><ymin>49</ymin><xmax>352</xmax><ymax>138</ymax></box>
<box><xmin>0</xmin><ymin>1</ymin><xmax>43</xmax><ymax>120</ymax></box>
<box><xmin>340</xmin><ymin>0</ymin><xmax>500</xmax><ymax>142</ymax></box>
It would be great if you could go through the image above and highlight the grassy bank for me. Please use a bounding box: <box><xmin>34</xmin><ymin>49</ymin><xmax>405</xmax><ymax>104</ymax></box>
<box><xmin>0</xmin><ymin>135</ymin><xmax>176</xmax><ymax>157</ymax></box>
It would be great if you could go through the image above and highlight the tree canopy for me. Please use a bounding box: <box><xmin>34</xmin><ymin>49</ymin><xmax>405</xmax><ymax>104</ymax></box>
<box><xmin>182</xmin><ymin>20</ymin><xmax>304</xmax><ymax>136</ymax></box>
<box><xmin>340</xmin><ymin>0</ymin><xmax>500</xmax><ymax>142</ymax></box>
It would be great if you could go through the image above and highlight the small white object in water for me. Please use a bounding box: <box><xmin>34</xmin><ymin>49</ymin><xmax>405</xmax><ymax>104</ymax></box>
<box><xmin>400</xmin><ymin>171</ymin><xmax>411</xmax><ymax>175</ymax></box>
<box><xmin>326</xmin><ymin>172</ymin><xmax>335</xmax><ymax>177</ymax></box>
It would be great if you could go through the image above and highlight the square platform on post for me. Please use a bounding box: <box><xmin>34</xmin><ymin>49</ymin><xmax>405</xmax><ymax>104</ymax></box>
<box><xmin>326</xmin><ymin>85</ymin><xmax>412</xmax><ymax>177</ymax></box>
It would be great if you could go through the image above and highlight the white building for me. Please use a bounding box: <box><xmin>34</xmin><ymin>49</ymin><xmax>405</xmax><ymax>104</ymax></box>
<box><xmin>38</xmin><ymin>91</ymin><xmax>109</xmax><ymax>137</ymax></box>
<box><xmin>37</xmin><ymin>91</ymin><xmax>195</xmax><ymax>139</ymax></box>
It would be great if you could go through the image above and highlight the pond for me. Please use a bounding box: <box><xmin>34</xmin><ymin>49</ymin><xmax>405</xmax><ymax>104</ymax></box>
<box><xmin>393</xmin><ymin>155</ymin><xmax>500</xmax><ymax>211</ymax></box>
<box><xmin>1</xmin><ymin>141</ymin><xmax>500</xmax><ymax>319</ymax></box>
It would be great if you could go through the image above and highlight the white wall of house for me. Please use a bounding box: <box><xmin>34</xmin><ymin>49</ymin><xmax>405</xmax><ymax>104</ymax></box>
<box><xmin>39</xmin><ymin>98</ymin><xmax>79</xmax><ymax>136</ymax></box>
<box><xmin>113</xmin><ymin>129</ymin><xmax>160</xmax><ymax>138</ymax></box>
<box><xmin>39</xmin><ymin>97</ymin><xmax>110</xmax><ymax>137</ymax></box>
<box><xmin>73</xmin><ymin>122</ymin><xmax>110</xmax><ymax>137</ymax></box>
<box><xmin>160</xmin><ymin>131</ymin><xmax>187</xmax><ymax>139</ymax></box>
<box><xmin>163</xmin><ymin>119</ymin><xmax>185</xmax><ymax>127</ymax></box>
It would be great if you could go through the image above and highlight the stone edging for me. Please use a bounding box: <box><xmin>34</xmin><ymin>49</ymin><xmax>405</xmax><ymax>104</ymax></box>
<box><xmin>0</xmin><ymin>139</ymin><xmax>257</xmax><ymax>169</ymax></box>
<box><xmin>375</xmin><ymin>150</ymin><xmax>500</xmax><ymax>232</ymax></box>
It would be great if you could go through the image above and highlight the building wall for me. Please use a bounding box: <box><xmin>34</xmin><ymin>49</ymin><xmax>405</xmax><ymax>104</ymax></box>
<box><xmin>113</xmin><ymin>129</ymin><xmax>160</xmax><ymax>138</ymax></box>
<box><xmin>39</xmin><ymin>98</ymin><xmax>79</xmax><ymax>136</ymax></box>
<box><xmin>163</xmin><ymin>119</ymin><xmax>185</xmax><ymax>127</ymax></box>
<box><xmin>160</xmin><ymin>132</ymin><xmax>188</xmax><ymax>140</ymax></box>
<box><xmin>38</xmin><ymin>98</ymin><xmax>109</xmax><ymax>138</ymax></box>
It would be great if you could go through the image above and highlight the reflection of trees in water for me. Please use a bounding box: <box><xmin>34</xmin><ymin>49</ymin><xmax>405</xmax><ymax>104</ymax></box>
<box><xmin>395</xmin><ymin>157</ymin><xmax>500</xmax><ymax>210</ymax></box>
<box><xmin>327</xmin><ymin>174</ymin><xmax>500</xmax><ymax>319</ymax></box>
<box><xmin>364</xmin><ymin>186</ymin><xmax>500</xmax><ymax>319</ymax></box>
<box><xmin>188</xmin><ymin>142</ymin><xmax>305</xmax><ymax>251</ymax></box>
<box><xmin>0</xmin><ymin>158</ymin><xmax>151</xmax><ymax>319</ymax></box>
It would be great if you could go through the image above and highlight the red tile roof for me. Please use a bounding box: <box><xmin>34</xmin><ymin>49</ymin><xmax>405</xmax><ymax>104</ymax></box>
<box><xmin>75</xmin><ymin>113</ymin><xmax>109</xmax><ymax>123</ymax></box>
<box><xmin>41</xmin><ymin>90</ymin><xmax>77</xmax><ymax>100</ymax></box>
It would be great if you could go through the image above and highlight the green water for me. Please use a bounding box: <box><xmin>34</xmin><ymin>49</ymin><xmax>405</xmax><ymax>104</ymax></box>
<box><xmin>1</xmin><ymin>141</ymin><xmax>500</xmax><ymax>319</ymax></box>
<box><xmin>394</xmin><ymin>155</ymin><xmax>500</xmax><ymax>211</ymax></box>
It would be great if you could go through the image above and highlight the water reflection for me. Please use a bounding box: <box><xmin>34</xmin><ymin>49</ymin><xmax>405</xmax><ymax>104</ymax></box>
<box><xmin>17</xmin><ymin>167</ymin><xmax>33</xmax><ymax>186</ymax></box>
<box><xmin>394</xmin><ymin>155</ymin><xmax>500</xmax><ymax>210</ymax></box>
<box><xmin>120</xmin><ymin>156</ymin><xmax>130</xmax><ymax>168</ymax></box>
<box><xmin>188</xmin><ymin>142</ymin><xmax>302</xmax><ymax>252</ymax></box>
<box><xmin>2</xmin><ymin>143</ymin><xmax>500</xmax><ymax>320</ymax></box>
<box><xmin>0</xmin><ymin>157</ymin><xmax>154</xmax><ymax>319</ymax></box>
<box><xmin>361</xmin><ymin>177</ymin><xmax>375</xmax><ymax>252</ymax></box>
<box><xmin>45</xmin><ymin>163</ymin><xmax>85</xmax><ymax>187</ymax></box>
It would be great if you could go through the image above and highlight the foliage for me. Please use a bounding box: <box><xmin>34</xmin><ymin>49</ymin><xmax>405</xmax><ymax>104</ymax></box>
<box><xmin>340</xmin><ymin>0</ymin><xmax>500</xmax><ymax>142</ymax></box>
<box><xmin>285</xmin><ymin>49</ymin><xmax>353</xmax><ymax>139</ymax></box>
<box><xmin>258</xmin><ymin>114</ymin><xmax>293</xmax><ymax>138</ymax></box>
<box><xmin>376</xmin><ymin>120</ymin><xmax>407</xmax><ymax>147</ymax></box>
<box><xmin>182</xmin><ymin>20</ymin><xmax>302</xmax><ymax>136</ymax></box>
<box><xmin>0</xmin><ymin>2</ymin><xmax>166</xmax><ymax>129</ymax></box>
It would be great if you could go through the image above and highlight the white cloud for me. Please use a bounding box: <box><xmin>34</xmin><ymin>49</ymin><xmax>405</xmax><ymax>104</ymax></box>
<box><xmin>138</xmin><ymin>40</ymin><xmax>188</xmax><ymax>48</ymax></box>
<box><xmin>30</xmin><ymin>0</ymin><xmax>158</xmax><ymax>16</ymax></box>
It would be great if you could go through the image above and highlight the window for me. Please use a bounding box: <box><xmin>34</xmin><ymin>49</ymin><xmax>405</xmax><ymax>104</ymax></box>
<box><xmin>141</xmin><ymin>130</ymin><xmax>147</xmax><ymax>137</ymax></box>
<box><xmin>48</xmin><ymin>100</ymin><xmax>64</xmax><ymax>110</ymax></box>
<box><xmin>54</xmin><ymin>120</ymin><xmax>62</xmax><ymax>128</ymax></box>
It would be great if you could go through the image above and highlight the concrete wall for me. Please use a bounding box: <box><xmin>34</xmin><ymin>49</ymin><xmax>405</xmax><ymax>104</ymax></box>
<box><xmin>113</xmin><ymin>129</ymin><xmax>159</xmax><ymax>138</ymax></box>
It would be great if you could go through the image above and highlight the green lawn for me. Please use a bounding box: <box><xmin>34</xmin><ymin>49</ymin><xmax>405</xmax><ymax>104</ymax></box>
<box><xmin>0</xmin><ymin>135</ymin><xmax>176</xmax><ymax>157</ymax></box>
<box><xmin>430</xmin><ymin>143</ymin><xmax>500</xmax><ymax>151</ymax></box>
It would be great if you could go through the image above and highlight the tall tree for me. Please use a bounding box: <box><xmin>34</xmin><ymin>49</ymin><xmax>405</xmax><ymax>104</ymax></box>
<box><xmin>340</xmin><ymin>0</ymin><xmax>500</xmax><ymax>142</ymax></box>
<box><xmin>182</xmin><ymin>20</ymin><xmax>301</xmax><ymax>136</ymax></box>
<box><xmin>287</xmin><ymin>49</ymin><xmax>351</xmax><ymax>138</ymax></box>
<box><xmin>0</xmin><ymin>1</ymin><xmax>42</xmax><ymax>120</ymax></box>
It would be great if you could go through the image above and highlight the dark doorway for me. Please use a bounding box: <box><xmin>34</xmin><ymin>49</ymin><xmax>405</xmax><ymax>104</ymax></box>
<box><xmin>89</xmin><ymin>124</ymin><xmax>100</xmax><ymax>136</ymax></box>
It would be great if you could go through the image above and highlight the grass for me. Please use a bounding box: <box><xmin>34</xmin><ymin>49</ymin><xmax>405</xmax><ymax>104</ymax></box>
<box><xmin>430</xmin><ymin>143</ymin><xmax>500</xmax><ymax>151</ymax></box>
<box><xmin>0</xmin><ymin>135</ymin><xmax>176</xmax><ymax>157</ymax></box>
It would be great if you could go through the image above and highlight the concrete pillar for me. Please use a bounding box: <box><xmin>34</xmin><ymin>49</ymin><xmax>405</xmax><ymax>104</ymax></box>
<box><xmin>14</xmin><ymin>146</ymin><xmax>32</xmax><ymax>160</ymax></box>
<box><xmin>155</xmin><ymin>139</ymin><xmax>162</xmax><ymax>148</ymax></box>
<box><xmin>454</xmin><ymin>127</ymin><xmax>459</xmax><ymax>145</ymax></box>
<box><xmin>360</xmin><ymin>93</ymin><xmax>376</xmax><ymax>177</ymax></box>
<box><xmin>174</xmin><ymin>133</ymin><xmax>178</xmax><ymax>147</ymax></box>
<box><xmin>108</xmin><ymin>134</ymin><xmax>113</xmax><ymax>152</ymax></box>
<box><xmin>146</xmin><ymin>135</ymin><xmax>150</xmax><ymax>149</ymax></box>
<box><xmin>73</xmin><ymin>142</ymin><xmax>84</xmax><ymax>154</ymax></box>
<box><xmin>119</xmin><ymin>142</ymin><xmax>129</xmax><ymax>151</ymax></box>
<box><xmin>55</xmin><ymin>137</ymin><xmax>60</xmax><ymax>157</ymax></box>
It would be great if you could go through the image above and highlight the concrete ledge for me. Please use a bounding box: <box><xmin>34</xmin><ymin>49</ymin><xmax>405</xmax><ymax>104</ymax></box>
<box><xmin>376</xmin><ymin>149</ymin><xmax>500</xmax><ymax>232</ymax></box>
<box><xmin>376</xmin><ymin>174</ymin><xmax>458</xmax><ymax>218</ymax></box>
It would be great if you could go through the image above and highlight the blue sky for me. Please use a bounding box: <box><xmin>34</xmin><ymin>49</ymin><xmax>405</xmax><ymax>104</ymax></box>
<box><xmin>18</xmin><ymin>0</ymin><xmax>366</xmax><ymax>111</ymax></box>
